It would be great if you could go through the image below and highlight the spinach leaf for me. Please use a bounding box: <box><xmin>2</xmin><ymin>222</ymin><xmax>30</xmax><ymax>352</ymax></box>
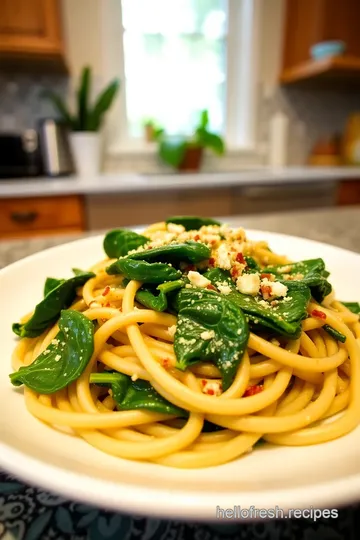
<box><xmin>173</xmin><ymin>288</ymin><xmax>249</xmax><ymax>390</ymax></box>
<box><xmin>106</xmin><ymin>259</ymin><xmax>182</xmax><ymax>283</ymax></box>
<box><xmin>10</xmin><ymin>310</ymin><xmax>94</xmax><ymax>393</ymax></box>
<box><xmin>44</xmin><ymin>277</ymin><xmax>65</xmax><ymax>297</ymax></box>
<box><xmin>204</xmin><ymin>268</ymin><xmax>310</xmax><ymax>339</ymax></box>
<box><xmin>72</xmin><ymin>267</ymin><xmax>93</xmax><ymax>277</ymax></box>
<box><xmin>342</xmin><ymin>302</ymin><xmax>360</xmax><ymax>315</ymax></box>
<box><xmin>13</xmin><ymin>271</ymin><xmax>95</xmax><ymax>338</ymax></box>
<box><xmin>165</xmin><ymin>216</ymin><xmax>221</xmax><ymax>230</ymax></box>
<box><xmin>244</xmin><ymin>257</ymin><xmax>260</xmax><ymax>273</ymax></box>
<box><xmin>103</xmin><ymin>229</ymin><xmax>148</xmax><ymax>259</ymax></box>
<box><xmin>323</xmin><ymin>325</ymin><xmax>346</xmax><ymax>343</ymax></box>
<box><xmin>128</xmin><ymin>241</ymin><xmax>211</xmax><ymax>265</ymax></box>
<box><xmin>90</xmin><ymin>372</ymin><xmax>184</xmax><ymax>416</ymax></box>
<box><xmin>263</xmin><ymin>259</ymin><xmax>332</xmax><ymax>303</ymax></box>
<box><xmin>136</xmin><ymin>280</ymin><xmax>184</xmax><ymax>311</ymax></box>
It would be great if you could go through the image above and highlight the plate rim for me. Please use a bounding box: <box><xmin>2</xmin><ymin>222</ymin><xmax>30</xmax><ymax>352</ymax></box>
<box><xmin>1</xmin><ymin>228</ymin><xmax>360</xmax><ymax>519</ymax></box>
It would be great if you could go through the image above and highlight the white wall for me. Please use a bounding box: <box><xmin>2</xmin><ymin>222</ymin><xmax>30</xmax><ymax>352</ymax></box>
<box><xmin>259</xmin><ymin>0</ymin><xmax>285</xmax><ymax>98</ymax></box>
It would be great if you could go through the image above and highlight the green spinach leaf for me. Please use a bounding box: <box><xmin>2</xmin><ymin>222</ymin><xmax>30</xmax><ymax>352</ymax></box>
<box><xmin>103</xmin><ymin>229</ymin><xmax>148</xmax><ymax>258</ymax></box>
<box><xmin>13</xmin><ymin>271</ymin><xmax>95</xmax><ymax>338</ymax></box>
<box><xmin>342</xmin><ymin>302</ymin><xmax>360</xmax><ymax>315</ymax></box>
<box><xmin>107</xmin><ymin>259</ymin><xmax>182</xmax><ymax>283</ymax></box>
<box><xmin>204</xmin><ymin>268</ymin><xmax>310</xmax><ymax>339</ymax></box>
<box><xmin>44</xmin><ymin>277</ymin><xmax>65</xmax><ymax>297</ymax></box>
<box><xmin>173</xmin><ymin>288</ymin><xmax>249</xmax><ymax>390</ymax></box>
<box><xmin>136</xmin><ymin>280</ymin><xmax>184</xmax><ymax>311</ymax></box>
<box><xmin>10</xmin><ymin>310</ymin><xmax>94</xmax><ymax>393</ymax></box>
<box><xmin>244</xmin><ymin>257</ymin><xmax>260</xmax><ymax>273</ymax></box>
<box><xmin>263</xmin><ymin>259</ymin><xmax>332</xmax><ymax>303</ymax></box>
<box><xmin>90</xmin><ymin>372</ymin><xmax>184</xmax><ymax>415</ymax></box>
<box><xmin>165</xmin><ymin>216</ymin><xmax>221</xmax><ymax>230</ymax></box>
<box><xmin>128</xmin><ymin>241</ymin><xmax>211</xmax><ymax>265</ymax></box>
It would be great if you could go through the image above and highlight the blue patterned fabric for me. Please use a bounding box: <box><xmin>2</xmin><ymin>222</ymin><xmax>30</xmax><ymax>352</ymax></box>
<box><xmin>0</xmin><ymin>471</ymin><xmax>359</xmax><ymax>540</ymax></box>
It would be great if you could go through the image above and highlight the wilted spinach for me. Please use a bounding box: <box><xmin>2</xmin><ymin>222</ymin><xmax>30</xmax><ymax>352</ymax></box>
<box><xmin>103</xmin><ymin>229</ymin><xmax>149</xmax><ymax>258</ymax></box>
<box><xmin>107</xmin><ymin>259</ymin><xmax>182</xmax><ymax>283</ymax></box>
<box><xmin>43</xmin><ymin>277</ymin><xmax>65</xmax><ymax>297</ymax></box>
<box><xmin>165</xmin><ymin>216</ymin><xmax>221</xmax><ymax>230</ymax></box>
<box><xmin>342</xmin><ymin>302</ymin><xmax>360</xmax><ymax>315</ymax></box>
<box><xmin>128</xmin><ymin>241</ymin><xmax>211</xmax><ymax>265</ymax></box>
<box><xmin>90</xmin><ymin>372</ymin><xmax>185</xmax><ymax>416</ymax></box>
<box><xmin>13</xmin><ymin>271</ymin><xmax>95</xmax><ymax>338</ymax></box>
<box><xmin>10</xmin><ymin>310</ymin><xmax>94</xmax><ymax>393</ymax></box>
<box><xmin>173</xmin><ymin>288</ymin><xmax>249</xmax><ymax>390</ymax></box>
<box><xmin>135</xmin><ymin>280</ymin><xmax>184</xmax><ymax>311</ymax></box>
<box><xmin>204</xmin><ymin>268</ymin><xmax>310</xmax><ymax>339</ymax></box>
<box><xmin>263</xmin><ymin>259</ymin><xmax>332</xmax><ymax>303</ymax></box>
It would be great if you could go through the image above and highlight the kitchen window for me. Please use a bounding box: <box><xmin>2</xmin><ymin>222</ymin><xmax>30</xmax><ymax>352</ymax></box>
<box><xmin>102</xmin><ymin>0</ymin><xmax>260</xmax><ymax>153</ymax></box>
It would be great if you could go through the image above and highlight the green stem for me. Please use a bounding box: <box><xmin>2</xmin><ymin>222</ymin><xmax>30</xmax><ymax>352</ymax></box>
<box><xmin>90</xmin><ymin>373</ymin><xmax>119</xmax><ymax>384</ymax></box>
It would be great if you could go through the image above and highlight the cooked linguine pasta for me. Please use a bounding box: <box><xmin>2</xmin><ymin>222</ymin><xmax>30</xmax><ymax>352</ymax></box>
<box><xmin>10</xmin><ymin>217</ymin><xmax>360</xmax><ymax>468</ymax></box>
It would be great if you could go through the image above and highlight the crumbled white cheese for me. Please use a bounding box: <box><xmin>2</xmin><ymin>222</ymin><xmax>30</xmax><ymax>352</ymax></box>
<box><xmin>54</xmin><ymin>354</ymin><xmax>61</xmax><ymax>362</ymax></box>
<box><xmin>202</xmin><ymin>380</ymin><xmax>222</xmax><ymax>396</ymax></box>
<box><xmin>131</xmin><ymin>374</ymin><xmax>139</xmax><ymax>381</ymax></box>
<box><xmin>200</xmin><ymin>330</ymin><xmax>215</xmax><ymax>340</ymax></box>
<box><xmin>167</xmin><ymin>223</ymin><xmax>185</xmax><ymax>234</ymax></box>
<box><xmin>187</xmin><ymin>271</ymin><xmax>211</xmax><ymax>288</ymax></box>
<box><xmin>168</xmin><ymin>325</ymin><xmax>176</xmax><ymax>337</ymax></box>
<box><xmin>260</xmin><ymin>278</ymin><xmax>288</xmax><ymax>299</ymax></box>
<box><xmin>51</xmin><ymin>339</ymin><xmax>60</xmax><ymax>346</ymax></box>
<box><xmin>216</xmin><ymin>244</ymin><xmax>232</xmax><ymax>270</ymax></box>
<box><xmin>237</xmin><ymin>328</ymin><xmax>242</xmax><ymax>335</ymax></box>
<box><xmin>236</xmin><ymin>273</ymin><xmax>260</xmax><ymax>296</ymax></box>
<box><xmin>217</xmin><ymin>282</ymin><xmax>232</xmax><ymax>295</ymax></box>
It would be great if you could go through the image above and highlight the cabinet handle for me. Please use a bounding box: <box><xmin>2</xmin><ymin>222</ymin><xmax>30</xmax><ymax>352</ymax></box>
<box><xmin>10</xmin><ymin>211</ymin><xmax>39</xmax><ymax>224</ymax></box>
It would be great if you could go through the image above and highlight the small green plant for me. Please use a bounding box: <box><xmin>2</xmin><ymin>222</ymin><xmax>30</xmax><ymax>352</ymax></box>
<box><xmin>158</xmin><ymin>109</ymin><xmax>225</xmax><ymax>169</ymax></box>
<box><xmin>143</xmin><ymin>118</ymin><xmax>164</xmax><ymax>142</ymax></box>
<box><xmin>42</xmin><ymin>66</ymin><xmax>120</xmax><ymax>132</ymax></box>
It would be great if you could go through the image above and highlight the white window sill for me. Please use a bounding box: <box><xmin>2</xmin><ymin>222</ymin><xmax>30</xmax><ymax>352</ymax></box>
<box><xmin>106</xmin><ymin>142</ymin><xmax>265</xmax><ymax>158</ymax></box>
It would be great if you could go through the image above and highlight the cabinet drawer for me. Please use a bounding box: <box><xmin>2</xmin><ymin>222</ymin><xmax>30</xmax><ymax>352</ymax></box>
<box><xmin>0</xmin><ymin>195</ymin><xmax>85</xmax><ymax>237</ymax></box>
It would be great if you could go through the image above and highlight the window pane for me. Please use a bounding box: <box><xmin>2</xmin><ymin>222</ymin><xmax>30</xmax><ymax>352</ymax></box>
<box><xmin>122</xmin><ymin>0</ymin><xmax>227</xmax><ymax>139</ymax></box>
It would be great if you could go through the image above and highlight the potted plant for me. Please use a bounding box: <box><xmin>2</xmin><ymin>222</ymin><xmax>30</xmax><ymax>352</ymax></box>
<box><xmin>42</xmin><ymin>66</ymin><xmax>120</xmax><ymax>175</ymax></box>
<box><xmin>158</xmin><ymin>110</ymin><xmax>225</xmax><ymax>172</ymax></box>
<box><xmin>143</xmin><ymin>118</ymin><xmax>164</xmax><ymax>143</ymax></box>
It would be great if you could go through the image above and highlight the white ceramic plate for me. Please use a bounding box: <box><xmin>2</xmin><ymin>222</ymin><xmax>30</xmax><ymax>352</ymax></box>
<box><xmin>1</xmin><ymin>230</ymin><xmax>360</xmax><ymax>520</ymax></box>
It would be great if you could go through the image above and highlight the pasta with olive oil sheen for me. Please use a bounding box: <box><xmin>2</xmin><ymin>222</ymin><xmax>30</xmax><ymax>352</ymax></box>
<box><xmin>9</xmin><ymin>217</ymin><xmax>360</xmax><ymax>468</ymax></box>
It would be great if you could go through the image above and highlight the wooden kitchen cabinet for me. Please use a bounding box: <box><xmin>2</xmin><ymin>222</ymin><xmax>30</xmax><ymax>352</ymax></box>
<box><xmin>0</xmin><ymin>195</ymin><xmax>85</xmax><ymax>239</ymax></box>
<box><xmin>280</xmin><ymin>0</ymin><xmax>360</xmax><ymax>86</ymax></box>
<box><xmin>0</xmin><ymin>0</ymin><xmax>67</xmax><ymax>71</ymax></box>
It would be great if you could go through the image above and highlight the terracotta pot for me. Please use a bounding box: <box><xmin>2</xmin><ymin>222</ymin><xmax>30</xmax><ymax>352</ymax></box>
<box><xmin>178</xmin><ymin>146</ymin><xmax>203</xmax><ymax>172</ymax></box>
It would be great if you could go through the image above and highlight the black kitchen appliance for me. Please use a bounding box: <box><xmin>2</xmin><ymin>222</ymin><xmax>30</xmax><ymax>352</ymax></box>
<box><xmin>0</xmin><ymin>130</ymin><xmax>43</xmax><ymax>178</ymax></box>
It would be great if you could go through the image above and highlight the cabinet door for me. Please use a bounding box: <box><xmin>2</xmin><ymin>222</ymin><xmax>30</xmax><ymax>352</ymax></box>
<box><xmin>0</xmin><ymin>0</ymin><xmax>63</xmax><ymax>56</ymax></box>
<box><xmin>282</xmin><ymin>0</ymin><xmax>360</xmax><ymax>71</ymax></box>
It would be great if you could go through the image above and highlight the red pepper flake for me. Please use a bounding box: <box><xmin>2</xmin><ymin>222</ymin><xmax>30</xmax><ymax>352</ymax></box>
<box><xmin>185</xmin><ymin>264</ymin><xmax>196</xmax><ymax>272</ymax></box>
<box><xmin>105</xmin><ymin>302</ymin><xmax>111</xmax><ymax>307</ymax></box>
<box><xmin>201</xmin><ymin>379</ymin><xmax>207</xmax><ymax>387</ymax></box>
<box><xmin>208</xmin><ymin>257</ymin><xmax>215</xmax><ymax>267</ymax></box>
<box><xmin>206</xmin><ymin>388</ymin><xmax>215</xmax><ymax>395</ymax></box>
<box><xmin>231</xmin><ymin>267</ymin><xmax>240</xmax><ymax>278</ymax></box>
<box><xmin>194</xmin><ymin>234</ymin><xmax>200</xmax><ymax>241</ymax></box>
<box><xmin>236</xmin><ymin>252</ymin><xmax>245</xmax><ymax>264</ymax></box>
<box><xmin>162</xmin><ymin>358</ymin><xmax>171</xmax><ymax>368</ymax></box>
<box><xmin>311</xmin><ymin>309</ymin><xmax>326</xmax><ymax>320</ymax></box>
<box><xmin>206</xmin><ymin>284</ymin><xmax>217</xmax><ymax>291</ymax></box>
<box><xmin>102</xmin><ymin>286</ymin><xmax>110</xmax><ymax>296</ymax></box>
<box><xmin>243</xmin><ymin>385</ymin><xmax>263</xmax><ymax>397</ymax></box>
<box><xmin>261</xmin><ymin>284</ymin><xmax>272</xmax><ymax>299</ymax></box>
<box><xmin>261</xmin><ymin>273</ymin><xmax>272</xmax><ymax>280</ymax></box>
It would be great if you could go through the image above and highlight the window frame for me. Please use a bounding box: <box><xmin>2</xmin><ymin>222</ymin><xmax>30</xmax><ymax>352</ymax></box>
<box><xmin>101</xmin><ymin>0</ymin><xmax>261</xmax><ymax>155</ymax></box>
